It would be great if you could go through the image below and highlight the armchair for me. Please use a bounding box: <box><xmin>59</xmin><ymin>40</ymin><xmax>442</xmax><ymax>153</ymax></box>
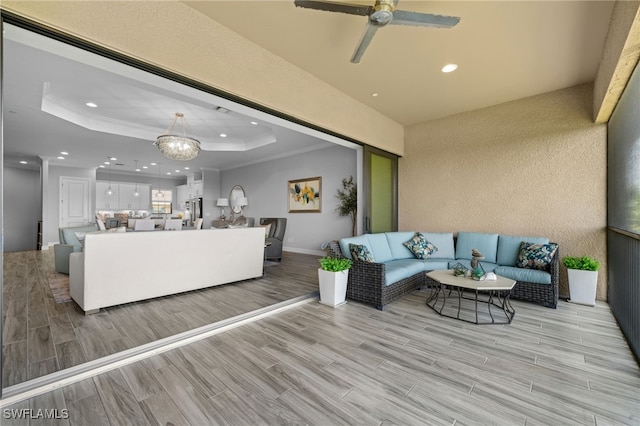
<box><xmin>260</xmin><ymin>218</ymin><xmax>287</xmax><ymax>261</ymax></box>
<box><xmin>54</xmin><ymin>224</ymin><xmax>98</xmax><ymax>274</ymax></box>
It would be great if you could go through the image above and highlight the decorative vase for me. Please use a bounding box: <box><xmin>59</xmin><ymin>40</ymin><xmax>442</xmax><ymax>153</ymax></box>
<box><xmin>318</xmin><ymin>268</ymin><xmax>349</xmax><ymax>307</ymax></box>
<box><xmin>567</xmin><ymin>268</ymin><xmax>598</xmax><ymax>306</ymax></box>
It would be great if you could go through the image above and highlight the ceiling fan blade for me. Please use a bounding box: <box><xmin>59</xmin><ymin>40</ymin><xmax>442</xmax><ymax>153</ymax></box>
<box><xmin>294</xmin><ymin>1</ymin><xmax>372</xmax><ymax>17</ymax></box>
<box><xmin>351</xmin><ymin>23</ymin><xmax>379</xmax><ymax>63</ymax></box>
<box><xmin>391</xmin><ymin>10</ymin><xmax>460</xmax><ymax>28</ymax></box>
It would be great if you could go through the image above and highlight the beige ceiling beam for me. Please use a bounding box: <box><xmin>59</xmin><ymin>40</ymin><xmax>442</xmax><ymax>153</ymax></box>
<box><xmin>593</xmin><ymin>1</ymin><xmax>640</xmax><ymax>123</ymax></box>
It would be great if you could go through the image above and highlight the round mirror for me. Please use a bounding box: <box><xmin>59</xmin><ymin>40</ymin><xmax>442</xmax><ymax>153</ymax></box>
<box><xmin>229</xmin><ymin>185</ymin><xmax>246</xmax><ymax>214</ymax></box>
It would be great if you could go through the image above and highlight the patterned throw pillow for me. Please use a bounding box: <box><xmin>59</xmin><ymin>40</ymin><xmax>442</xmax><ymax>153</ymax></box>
<box><xmin>349</xmin><ymin>243</ymin><xmax>375</xmax><ymax>262</ymax></box>
<box><xmin>516</xmin><ymin>242</ymin><xmax>558</xmax><ymax>270</ymax></box>
<box><xmin>403</xmin><ymin>232</ymin><xmax>438</xmax><ymax>260</ymax></box>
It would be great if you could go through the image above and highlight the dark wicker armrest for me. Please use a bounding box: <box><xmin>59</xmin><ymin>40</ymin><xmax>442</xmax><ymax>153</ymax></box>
<box><xmin>347</xmin><ymin>260</ymin><xmax>386</xmax><ymax>307</ymax></box>
<box><xmin>549</xmin><ymin>243</ymin><xmax>559</xmax><ymax>284</ymax></box>
<box><xmin>327</xmin><ymin>240</ymin><xmax>344</xmax><ymax>258</ymax></box>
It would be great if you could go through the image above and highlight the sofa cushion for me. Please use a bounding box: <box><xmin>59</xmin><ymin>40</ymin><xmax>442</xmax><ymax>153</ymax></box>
<box><xmin>494</xmin><ymin>266</ymin><xmax>552</xmax><ymax>285</ymax></box>
<box><xmin>349</xmin><ymin>243</ymin><xmax>375</xmax><ymax>262</ymax></box>
<box><xmin>61</xmin><ymin>225</ymin><xmax>99</xmax><ymax>247</ymax></box>
<box><xmin>421</xmin><ymin>232</ymin><xmax>455</xmax><ymax>259</ymax></box>
<box><xmin>365</xmin><ymin>233</ymin><xmax>394</xmax><ymax>263</ymax></box>
<box><xmin>403</xmin><ymin>232</ymin><xmax>438</xmax><ymax>260</ymax></box>
<box><xmin>424</xmin><ymin>259</ymin><xmax>453</xmax><ymax>270</ymax></box>
<box><xmin>455</xmin><ymin>232</ymin><xmax>499</xmax><ymax>263</ymax></box>
<box><xmin>448</xmin><ymin>259</ymin><xmax>499</xmax><ymax>273</ymax></box>
<box><xmin>497</xmin><ymin>235</ymin><xmax>549</xmax><ymax>266</ymax></box>
<box><xmin>382</xmin><ymin>259</ymin><xmax>424</xmax><ymax>286</ymax></box>
<box><xmin>516</xmin><ymin>242</ymin><xmax>558</xmax><ymax>270</ymax></box>
<box><xmin>385</xmin><ymin>232</ymin><xmax>416</xmax><ymax>260</ymax></box>
<box><xmin>339</xmin><ymin>236</ymin><xmax>370</xmax><ymax>260</ymax></box>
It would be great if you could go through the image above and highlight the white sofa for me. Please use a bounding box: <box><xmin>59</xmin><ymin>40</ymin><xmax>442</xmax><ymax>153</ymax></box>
<box><xmin>69</xmin><ymin>227</ymin><xmax>265</xmax><ymax>314</ymax></box>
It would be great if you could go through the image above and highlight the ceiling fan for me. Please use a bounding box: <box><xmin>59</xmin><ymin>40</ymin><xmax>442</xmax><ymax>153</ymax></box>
<box><xmin>294</xmin><ymin>0</ymin><xmax>460</xmax><ymax>63</ymax></box>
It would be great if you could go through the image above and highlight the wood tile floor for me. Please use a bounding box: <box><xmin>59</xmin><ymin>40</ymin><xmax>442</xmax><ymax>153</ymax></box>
<box><xmin>2</xmin><ymin>271</ymin><xmax>639</xmax><ymax>424</ymax></box>
<box><xmin>2</xmin><ymin>249</ymin><xmax>320</xmax><ymax>388</ymax></box>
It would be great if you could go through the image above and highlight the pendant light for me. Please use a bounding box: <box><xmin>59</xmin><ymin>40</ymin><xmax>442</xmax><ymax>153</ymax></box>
<box><xmin>156</xmin><ymin>163</ymin><xmax>164</xmax><ymax>199</ymax></box>
<box><xmin>154</xmin><ymin>112</ymin><xmax>201</xmax><ymax>161</ymax></box>
<box><xmin>106</xmin><ymin>161</ymin><xmax>114</xmax><ymax>196</ymax></box>
<box><xmin>133</xmin><ymin>160</ymin><xmax>140</xmax><ymax>197</ymax></box>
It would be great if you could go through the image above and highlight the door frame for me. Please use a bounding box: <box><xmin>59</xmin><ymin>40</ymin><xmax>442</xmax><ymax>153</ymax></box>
<box><xmin>363</xmin><ymin>145</ymin><xmax>398</xmax><ymax>234</ymax></box>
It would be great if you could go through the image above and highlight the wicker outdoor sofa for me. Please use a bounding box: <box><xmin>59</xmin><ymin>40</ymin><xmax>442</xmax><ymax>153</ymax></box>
<box><xmin>329</xmin><ymin>231</ymin><xmax>559</xmax><ymax>311</ymax></box>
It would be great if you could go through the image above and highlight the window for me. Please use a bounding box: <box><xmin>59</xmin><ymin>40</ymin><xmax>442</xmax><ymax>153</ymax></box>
<box><xmin>152</xmin><ymin>189</ymin><xmax>172</xmax><ymax>214</ymax></box>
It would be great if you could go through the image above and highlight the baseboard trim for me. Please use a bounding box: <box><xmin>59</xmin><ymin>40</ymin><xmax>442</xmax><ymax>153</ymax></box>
<box><xmin>283</xmin><ymin>247</ymin><xmax>325</xmax><ymax>256</ymax></box>
<box><xmin>0</xmin><ymin>292</ymin><xmax>318</xmax><ymax>406</ymax></box>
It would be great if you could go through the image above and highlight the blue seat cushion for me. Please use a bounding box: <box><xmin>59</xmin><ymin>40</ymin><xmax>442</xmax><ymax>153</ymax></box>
<box><xmin>366</xmin><ymin>233</ymin><xmax>394</xmax><ymax>263</ymax></box>
<box><xmin>497</xmin><ymin>235</ymin><xmax>549</xmax><ymax>266</ymax></box>
<box><xmin>383</xmin><ymin>259</ymin><xmax>425</xmax><ymax>286</ymax></box>
<box><xmin>339</xmin><ymin>236</ymin><xmax>370</xmax><ymax>260</ymax></box>
<box><xmin>455</xmin><ymin>232</ymin><xmax>499</xmax><ymax>263</ymax></box>
<box><xmin>424</xmin><ymin>259</ymin><xmax>453</xmax><ymax>270</ymax></box>
<box><xmin>421</xmin><ymin>232</ymin><xmax>455</xmax><ymax>259</ymax></box>
<box><xmin>494</xmin><ymin>266</ymin><xmax>552</xmax><ymax>285</ymax></box>
<box><xmin>448</xmin><ymin>259</ymin><xmax>499</xmax><ymax>273</ymax></box>
<box><xmin>385</xmin><ymin>232</ymin><xmax>416</xmax><ymax>260</ymax></box>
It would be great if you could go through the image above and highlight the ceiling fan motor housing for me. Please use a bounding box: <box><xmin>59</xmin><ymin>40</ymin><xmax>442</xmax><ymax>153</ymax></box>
<box><xmin>370</xmin><ymin>2</ymin><xmax>395</xmax><ymax>26</ymax></box>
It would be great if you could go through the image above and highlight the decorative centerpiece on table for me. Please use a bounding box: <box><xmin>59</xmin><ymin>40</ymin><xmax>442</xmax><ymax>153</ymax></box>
<box><xmin>470</xmin><ymin>249</ymin><xmax>486</xmax><ymax>280</ymax></box>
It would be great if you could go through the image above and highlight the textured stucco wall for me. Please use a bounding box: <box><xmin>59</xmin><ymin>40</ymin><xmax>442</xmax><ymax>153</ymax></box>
<box><xmin>401</xmin><ymin>84</ymin><xmax>607</xmax><ymax>299</ymax></box>
<box><xmin>1</xmin><ymin>0</ymin><xmax>404</xmax><ymax>154</ymax></box>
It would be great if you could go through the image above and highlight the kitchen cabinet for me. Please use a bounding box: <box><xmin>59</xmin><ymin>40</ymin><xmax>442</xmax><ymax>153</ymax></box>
<box><xmin>96</xmin><ymin>181</ymin><xmax>150</xmax><ymax>210</ymax></box>
<box><xmin>119</xmin><ymin>183</ymin><xmax>151</xmax><ymax>210</ymax></box>
<box><xmin>96</xmin><ymin>181</ymin><xmax>119</xmax><ymax>209</ymax></box>
<box><xmin>177</xmin><ymin>180</ymin><xmax>203</xmax><ymax>207</ymax></box>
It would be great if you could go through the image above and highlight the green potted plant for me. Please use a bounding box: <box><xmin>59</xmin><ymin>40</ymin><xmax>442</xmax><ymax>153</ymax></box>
<box><xmin>335</xmin><ymin>176</ymin><xmax>357</xmax><ymax>237</ymax></box>
<box><xmin>318</xmin><ymin>256</ymin><xmax>352</xmax><ymax>307</ymax></box>
<box><xmin>563</xmin><ymin>256</ymin><xmax>599</xmax><ymax>306</ymax></box>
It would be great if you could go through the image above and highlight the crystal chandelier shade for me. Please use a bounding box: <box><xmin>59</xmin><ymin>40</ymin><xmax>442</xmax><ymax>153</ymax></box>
<box><xmin>154</xmin><ymin>112</ymin><xmax>201</xmax><ymax>161</ymax></box>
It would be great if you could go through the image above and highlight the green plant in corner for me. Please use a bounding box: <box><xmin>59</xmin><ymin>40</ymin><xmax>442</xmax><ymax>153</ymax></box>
<box><xmin>336</xmin><ymin>176</ymin><xmax>357</xmax><ymax>237</ymax></box>
<box><xmin>562</xmin><ymin>256</ymin><xmax>600</xmax><ymax>271</ymax></box>
<box><xmin>319</xmin><ymin>257</ymin><xmax>352</xmax><ymax>272</ymax></box>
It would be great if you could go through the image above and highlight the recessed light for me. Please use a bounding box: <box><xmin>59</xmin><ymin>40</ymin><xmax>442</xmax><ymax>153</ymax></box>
<box><xmin>220</xmin><ymin>133</ymin><xmax>227</xmax><ymax>138</ymax></box>
<box><xmin>135</xmin><ymin>168</ymin><xmax>141</xmax><ymax>172</ymax></box>
<box><xmin>86</xmin><ymin>102</ymin><xmax>98</xmax><ymax>108</ymax></box>
<box><xmin>371</xmin><ymin>92</ymin><xmax>379</xmax><ymax>97</ymax></box>
<box><xmin>150</xmin><ymin>162</ymin><xmax>157</xmax><ymax>166</ymax></box>
<box><xmin>57</xmin><ymin>156</ymin><xmax>65</xmax><ymax>160</ymax></box>
<box><xmin>60</xmin><ymin>151</ymin><xmax>69</xmax><ymax>155</ymax></box>
<box><xmin>250</xmin><ymin>121</ymin><xmax>258</xmax><ymax>125</ymax></box>
<box><xmin>441</xmin><ymin>63</ymin><xmax>458</xmax><ymax>73</ymax></box>
<box><xmin>99</xmin><ymin>165</ymin><xmax>105</xmax><ymax>168</ymax></box>
<box><xmin>166</xmin><ymin>172</ymin><xmax>172</xmax><ymax>175</ymax></box>
<box><xmin>175</xmin><ymin>170</ymin><xmax>180</xmax><ymax>173</ymax></box>
<box><xmin>184</xmin><ymin>167</ymin><xmax>190</xmax><ymax>170</ymax></box>
<box><xmin>19</xmin><ymin>160</ymin><xmax>27</xmax><ymax>165</ymax></box>
<box><xmin>104</xmin><ymin>161</ymin><xmax>110</xmax><ymax>165</ymax></box>
<box><xmin>142</xmin><ymin>166</ymin><xmax>149</xmax><ymax>169</ymax></box>
<box><xmin>109</xmin><ymin>157</ymin><xmax>117</xmax><ymax>161</ymax></box>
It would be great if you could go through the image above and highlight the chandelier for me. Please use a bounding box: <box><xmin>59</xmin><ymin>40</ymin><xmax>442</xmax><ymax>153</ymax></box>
<box><xmin>154</xmin><ymin>112</ymin><xmax>200</xmax><ymax>161</ymax></box>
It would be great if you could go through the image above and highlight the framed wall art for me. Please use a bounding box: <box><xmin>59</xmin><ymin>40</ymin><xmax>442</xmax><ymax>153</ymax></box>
<box><xmin>288</xmin><ymin>177</ymin><xmax>321</xmax><ymax>213</ymax></box>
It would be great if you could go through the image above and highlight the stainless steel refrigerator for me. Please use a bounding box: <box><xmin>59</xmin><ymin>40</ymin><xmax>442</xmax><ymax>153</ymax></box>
<box><xmin>186</xmin><ymin>197</ymin><xmax>203</xmax><ymax>226</ymax></box>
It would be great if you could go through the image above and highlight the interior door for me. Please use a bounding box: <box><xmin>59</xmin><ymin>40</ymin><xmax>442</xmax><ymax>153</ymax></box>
<box><xmin>364</xmin><ymin>146</ymin><xmax>398</xmax><ymax>233</ymax></box>
<box><xmin>60</xmin><ymin>177</ymin><xmax>91</xmax><ymax>227</ymax></box>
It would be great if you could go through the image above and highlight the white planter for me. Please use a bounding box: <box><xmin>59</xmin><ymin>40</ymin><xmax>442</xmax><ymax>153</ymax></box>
<box><xmin>318</xmin><ymin>268</ymin><xmax>349</xmax><ymax>307</ymax></box>
<box><xmin>567</xmin><ymin>268</ymin><xmax>598</xmax><ymax>306</ymax></box>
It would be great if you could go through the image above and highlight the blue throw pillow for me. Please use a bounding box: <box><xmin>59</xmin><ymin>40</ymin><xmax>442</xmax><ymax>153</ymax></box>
<box><xmin>403</xmin><ymin>232</ymin><xmax>438</xmax><ymax>260</ymax></box>
<box><xmin>516</xmin><ymin>242</ymin><xmax>558</xmax><ymax>270</ymax></box>
<box><xmin>349</xmin><ymin>243</ymin><xmax>375</xmax><ymax>262</ymax></box>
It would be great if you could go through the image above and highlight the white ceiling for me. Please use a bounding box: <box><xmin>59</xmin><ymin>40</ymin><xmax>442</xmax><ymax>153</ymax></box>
<box><xmin>2</xmin><ymin>1</ymin><xmax>615</xmax><ymax>177</ymax></box>
<box><xmin>186</xmin><ymin>0</ymin><xmax>615</xmax><ymax>125</ymax></box>
<box><xmin>2</xmin><ymin>24</ymin><xmax>341</xmax><ymax>178</ymax></box>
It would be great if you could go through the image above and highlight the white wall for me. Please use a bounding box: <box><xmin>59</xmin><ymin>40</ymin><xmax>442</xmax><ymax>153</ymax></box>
<box><xmin>221</xmin><ymin>145</ymin><xmax>357</xmax><ymax>255</ymax></box>
<box><xmin>4</xmin><ymin>166</ymin><xmax>42</xmax><ymax>252</ymax></box>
